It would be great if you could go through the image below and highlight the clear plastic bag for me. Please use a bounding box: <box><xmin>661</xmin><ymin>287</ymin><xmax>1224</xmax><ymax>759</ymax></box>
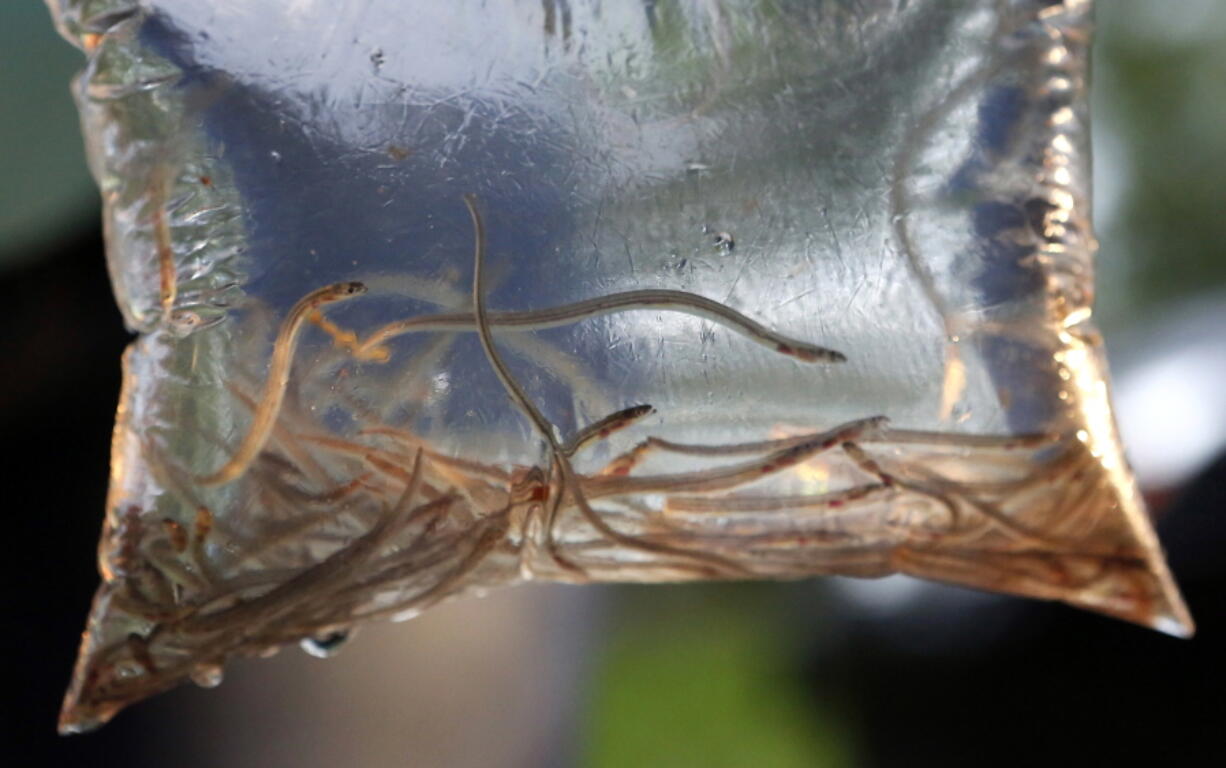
<box><xmin>47</xmin><ymin>0</ymin><xmax>1191</xmax><ymax>733</ymax></box>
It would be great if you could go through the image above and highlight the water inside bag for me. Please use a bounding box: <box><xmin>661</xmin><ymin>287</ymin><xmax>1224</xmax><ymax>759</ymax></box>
<box><xmin>45</xmin><ymin>0</ymin><xmax>1191</xmax><ymax>733</ymax></box>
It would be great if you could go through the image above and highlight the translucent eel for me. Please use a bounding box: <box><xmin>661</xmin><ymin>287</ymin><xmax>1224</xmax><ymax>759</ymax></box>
<box><xmin>223</xmin><ymin>382</ymin><xmax>338</xmax><ymax>486</ymax></box>
<box><xmin>150</xmin><ymin>170</ymin><xmax>176</xmax><ymax>322</ymax></box>
<box><xmin>297</xmin><ymin>431</ymin><xmax>511</xmax><ymax>504</ymax></box>
<box><xmin>563</xmin><ymin>404</ymin><xmax>655</xmax><ymax>456</ymax></box>
<box><xmin>348</xmin><ymin>516</ymin><xmax>508</xmax><ymax>624</ymax></box>
<box><xmin>665</xmin><ymin>482</ymin><xmax>893</xmax><ymax>514</ymax></box>
<box><xmin>77</xmin><ymin>482</ymin><xmax>457</xmax><ymax>723</ymax></box>
<box><xmin>182</xmin><ymin>450</ymin><xmax>427</xmax><ymax>634</ymax></box>
<box><xmin>860</xmin><ymin>453</ymin><xmax>1075</xmax><ymax>550</ymax></box>
<box><xmin>354</xmin><ymin>290</ymin><xmax>846</xmax><ymax>365</ymax></box>
<box><xmin>591</xmin><ymin>412</ymin><xmax>1067</xmax><ymax>547</ymax></box>
<box><xmin>355</xmin><ymin>427</ymin><xmax>513</xmax><ymax>483</ymax></box>
<box><xmin>196</xmin><ymin>281</ymin><xmax>367</xmax><ymax>486</ymax></box>
<box><xmin>351</xmin><ymin>270</ymin><xmax>619</xmax><ymax>419</ymax></box>
<box><xmin>599</xmin><ymin>424</ymin><xmax>1050</xmax><ymax>477</ymax></box>
<box><xmin>305</xmin><ymin>519</ymin><xmax>495</xmax><ymax>627</ymax></box>
<box><xmin>464</xmin><ymin>195</ymin><xmax>748</xmax><ymax>578</ymax></box>
<box><xmin>583</xmin><ymin>417</ymin><xmax>888</xmax><ymax>499</ymax></box>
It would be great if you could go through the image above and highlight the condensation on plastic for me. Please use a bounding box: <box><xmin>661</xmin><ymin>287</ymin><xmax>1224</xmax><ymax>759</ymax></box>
<box><xmin>47</xmin><ymin>0</ymin><xmax>1191</xmax><ymax>733</ymax></box>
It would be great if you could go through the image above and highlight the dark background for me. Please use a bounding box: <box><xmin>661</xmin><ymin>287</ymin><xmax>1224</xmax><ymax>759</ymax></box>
<box><xmin>3</xmin><ymin>1</ymin><xmax>1223</xmax><ymax>765</ymax></box>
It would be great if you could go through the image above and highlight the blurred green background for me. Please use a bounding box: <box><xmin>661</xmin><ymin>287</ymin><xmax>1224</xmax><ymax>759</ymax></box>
<box><xmin>1091</xmin><ymin>0</ymin><xmax>1226</xmax><ymax>330</ymax></box>
<box><xmin>4</xmin><ymin>1</ymin><xmax>1224</xmax><ymax>766</ymax></box>
<box><xmin>0</xmin><ymin>2</ymin><xmax>95</xmax><ymax>272</ymax></box>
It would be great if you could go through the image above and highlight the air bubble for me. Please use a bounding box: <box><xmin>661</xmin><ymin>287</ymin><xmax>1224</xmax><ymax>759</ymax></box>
<box><xmin>189</xmin><ymin>663</ymin><xmax>224</xmax><ymax>689</ymax></box>
<box><xmin>300</xmin><ymin>630</ymin><xmax>353</xmax><ymax>658</ymax></box>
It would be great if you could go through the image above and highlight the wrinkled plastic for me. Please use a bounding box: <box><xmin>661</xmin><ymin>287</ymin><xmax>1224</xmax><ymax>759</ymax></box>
<box><xmin>47</xmin><ymin>0</ymin><xmax>1191</xmax><ymax>733</ymax></box>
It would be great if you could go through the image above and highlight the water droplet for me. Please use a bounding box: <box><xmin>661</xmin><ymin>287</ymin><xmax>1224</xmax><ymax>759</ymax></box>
<box><xmin>300</xmin><ymin>629</ymin><xmax>352</xmax><ymax>658</ymax></box>
<box><xmin>269</xmin><ymin>150</ymin><xmax>282</xmax><ymax>162</ymax></box>
<box><xmin>189</xmin><ymin>663</ymin><xmax>224</xmax><ymax>688</ymax></box>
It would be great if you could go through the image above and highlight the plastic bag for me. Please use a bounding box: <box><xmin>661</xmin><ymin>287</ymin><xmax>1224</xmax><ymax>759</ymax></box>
<box><xmin>46</xmin><ymin>0</ymin><xmax>1191</xmax><ymax>733</ymax></box>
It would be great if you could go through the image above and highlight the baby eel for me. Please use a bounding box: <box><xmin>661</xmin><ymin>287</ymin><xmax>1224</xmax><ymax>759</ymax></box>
<box><xmin>564</xmin><ymin>404</ymin><xmax>655</xmax><ymax>456</ymax></box>
<box><xmin>584</xmin><ymin>417</ymin><xmax>887</xmax><ymax>499</ymax></box>
<box><xmin>151</xmin><ymin>173</ymin><xmax>176</xmax><ymax>322</ymax></box>
<box><xmin>356</xmin><ymin>292</ymin><xmax>845</xmax><ymax>364</ymax></box>
<box><xmin>196</xmin><ymin>281</ymin><xmax>367</xmax><ymax>486</ymax></box>
<box><xmin>182</xmin><ymin>450</ymin><xmax>428</xmax><ymax>635</ymax></box>
<box><xmin>465</xmin><ymin>195</ymin><xmax>747</xmax><ymax>578</ymax></box>
<box><xmin>665</xmin><ymin>482</ymin><xmax>892</xmax><ymax>514</ymax></box>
